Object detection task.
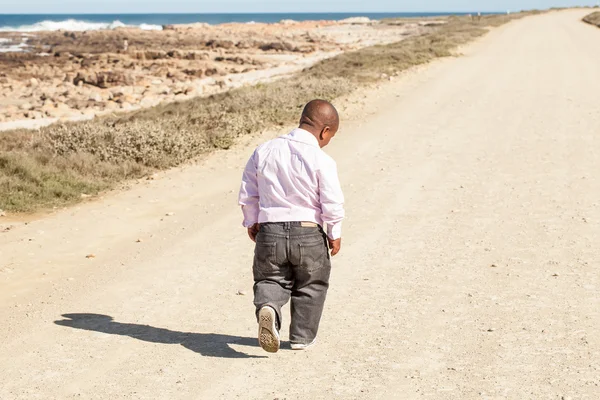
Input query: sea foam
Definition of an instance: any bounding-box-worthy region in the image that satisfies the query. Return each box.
[0,19,163,32]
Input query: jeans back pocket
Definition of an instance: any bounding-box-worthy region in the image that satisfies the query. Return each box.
[299,240,328,273]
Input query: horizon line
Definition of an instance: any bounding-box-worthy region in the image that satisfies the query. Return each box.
[0,11,522,16]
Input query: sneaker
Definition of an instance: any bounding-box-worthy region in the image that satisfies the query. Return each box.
[290,338,317,351]
[258,306,280,353]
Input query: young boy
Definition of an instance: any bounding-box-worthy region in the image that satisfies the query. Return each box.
[238,99,345,353]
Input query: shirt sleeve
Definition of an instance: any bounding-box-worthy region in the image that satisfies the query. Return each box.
[318,156,345,240]
[238,151,260,228]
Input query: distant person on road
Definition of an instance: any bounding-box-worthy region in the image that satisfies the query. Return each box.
[238,99,345,353]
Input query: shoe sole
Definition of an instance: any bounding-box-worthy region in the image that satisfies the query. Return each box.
[258,307,280,353]
[291,339,317,351]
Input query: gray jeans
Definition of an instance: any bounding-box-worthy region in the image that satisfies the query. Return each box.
[252,222,332,345]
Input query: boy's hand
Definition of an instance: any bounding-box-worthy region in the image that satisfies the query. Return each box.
[248,223,260,242]
[328,237,342,256]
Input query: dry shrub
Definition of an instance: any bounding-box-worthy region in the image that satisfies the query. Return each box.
[0,151,143,211]
[43,75,353,168]
[583,11,600,27]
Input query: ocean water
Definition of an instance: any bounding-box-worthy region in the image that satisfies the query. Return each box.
[0,12,494,32]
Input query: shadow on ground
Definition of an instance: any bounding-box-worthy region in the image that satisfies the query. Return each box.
[55,313,265,359]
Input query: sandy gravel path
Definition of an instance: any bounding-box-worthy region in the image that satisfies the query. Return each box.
[1,10,599,399]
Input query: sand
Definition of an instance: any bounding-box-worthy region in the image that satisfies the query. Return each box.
[0,9,599,399]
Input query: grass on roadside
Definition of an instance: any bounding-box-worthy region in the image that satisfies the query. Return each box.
[583,11,600,27]
[0,12,540,213]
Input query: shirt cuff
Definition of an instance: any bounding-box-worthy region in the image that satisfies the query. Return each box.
[327,222,342,240]
[241,204,259,228]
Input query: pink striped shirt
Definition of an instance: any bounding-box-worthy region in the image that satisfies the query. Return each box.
[238,128,345,240]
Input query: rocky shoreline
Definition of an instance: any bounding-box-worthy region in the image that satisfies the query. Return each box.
[0,18,432,130]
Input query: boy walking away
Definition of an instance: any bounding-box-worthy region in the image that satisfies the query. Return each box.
[238,99,345,353]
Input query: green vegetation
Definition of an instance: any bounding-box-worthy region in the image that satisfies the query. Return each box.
[0,12,540,212]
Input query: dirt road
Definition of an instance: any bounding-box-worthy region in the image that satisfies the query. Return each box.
[1,10,599,399]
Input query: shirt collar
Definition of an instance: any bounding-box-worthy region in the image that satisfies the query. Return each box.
[285,128,320,148]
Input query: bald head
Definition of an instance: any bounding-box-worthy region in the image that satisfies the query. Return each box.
[300,99,339,133]
[299,100,340,148]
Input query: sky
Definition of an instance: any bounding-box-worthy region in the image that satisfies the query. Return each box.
[0,0,598,14]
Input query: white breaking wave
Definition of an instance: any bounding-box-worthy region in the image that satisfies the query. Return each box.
[0,19,163,32]
[139,23,162,31]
